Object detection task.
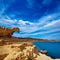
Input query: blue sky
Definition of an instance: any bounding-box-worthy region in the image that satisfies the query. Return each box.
[0,0,60,40]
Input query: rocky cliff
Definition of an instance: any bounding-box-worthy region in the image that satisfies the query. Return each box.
[0,27,58,60]
[0,40,53,60]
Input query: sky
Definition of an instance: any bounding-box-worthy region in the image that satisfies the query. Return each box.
[0,0,60,40]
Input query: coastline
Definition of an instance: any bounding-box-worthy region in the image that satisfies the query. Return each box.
[0,37,60,60]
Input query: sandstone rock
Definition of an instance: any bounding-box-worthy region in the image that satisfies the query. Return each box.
[0,27,20,37]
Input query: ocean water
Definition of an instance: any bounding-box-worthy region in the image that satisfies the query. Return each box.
[33,42,60,58]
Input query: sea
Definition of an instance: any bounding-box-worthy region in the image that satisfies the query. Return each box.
[33,42,60,58]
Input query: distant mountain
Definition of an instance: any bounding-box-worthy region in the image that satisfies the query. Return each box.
[0,36,59,43]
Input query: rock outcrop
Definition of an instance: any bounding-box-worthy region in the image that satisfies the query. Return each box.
[40,50,47,54]
[0,27,20,37]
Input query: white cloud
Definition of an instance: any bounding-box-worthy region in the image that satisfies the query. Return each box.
[0,16,18,28]
[17,19,60,35]
[0,15,17,24]
[43,19,60,28]
[1,13,60,33]
[0,0,60,40]
[0,13,60,40]
[29,29,60,35]
[18,20,26,25]
[6,19,17,24]
[27,19,60,35]
[16,14,60,37]
[18,20,34,25]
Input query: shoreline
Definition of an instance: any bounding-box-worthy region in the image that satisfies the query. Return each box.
[0,41,53,60]
[0,37,60,60]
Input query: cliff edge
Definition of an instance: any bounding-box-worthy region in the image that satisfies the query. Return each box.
[0,41,53,60]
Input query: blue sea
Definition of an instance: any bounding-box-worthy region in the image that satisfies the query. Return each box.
[33,42,60,58]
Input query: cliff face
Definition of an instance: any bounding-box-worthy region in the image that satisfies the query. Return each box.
[0,41,53,60]
[0,27,55,60]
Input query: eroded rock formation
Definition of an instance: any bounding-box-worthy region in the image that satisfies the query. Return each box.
[0,27,20,37]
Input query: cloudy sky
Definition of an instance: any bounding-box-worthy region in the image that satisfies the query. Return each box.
[0,0,60,40]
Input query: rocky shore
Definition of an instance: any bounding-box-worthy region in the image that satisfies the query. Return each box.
[0,38,53,60]
[0,25,60,60]
[0,37,60,60]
